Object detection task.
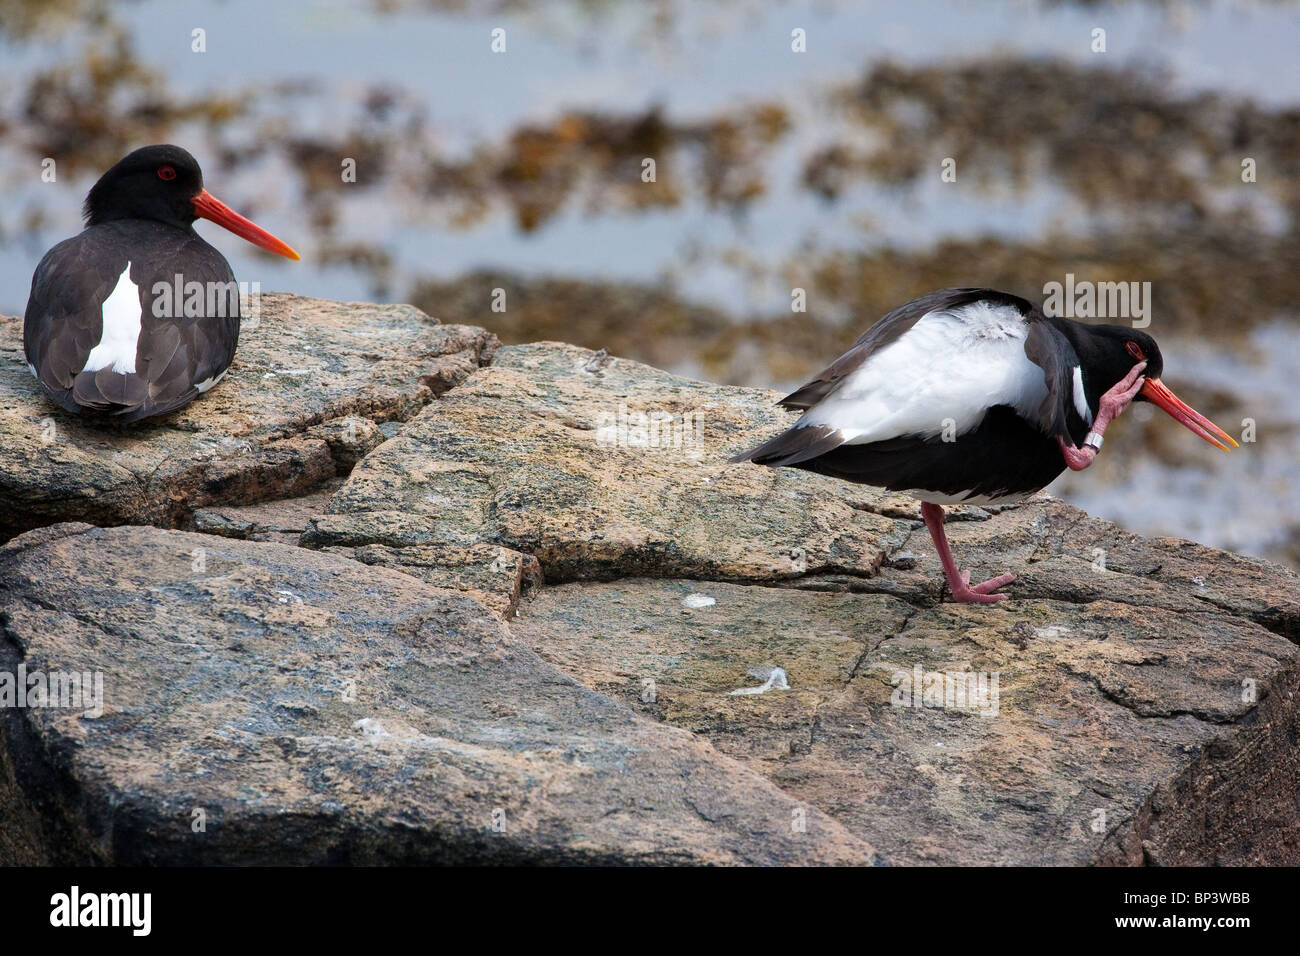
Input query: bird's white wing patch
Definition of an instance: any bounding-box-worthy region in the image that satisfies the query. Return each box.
[82,262,142,375]
[194,368,228,393]
[904,488,1036,506]
[1071,365,1094,425]
[797,300,1048,443]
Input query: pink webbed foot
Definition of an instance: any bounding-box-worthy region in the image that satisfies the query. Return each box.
[919,502,1016,605]
[949,570,1016,604]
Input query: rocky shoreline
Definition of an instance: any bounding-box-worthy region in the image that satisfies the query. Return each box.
[1,296,1297,865]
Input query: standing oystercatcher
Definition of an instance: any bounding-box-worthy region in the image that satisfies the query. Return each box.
[732,288,1237,603]
[23,145,299,423]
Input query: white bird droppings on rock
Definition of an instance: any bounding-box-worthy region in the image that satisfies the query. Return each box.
[353,718,390,737]
[729,666,790,696]
[1034,624,1072,639]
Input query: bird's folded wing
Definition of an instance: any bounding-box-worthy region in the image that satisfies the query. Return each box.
[778,288,1037,409]
[788,293,1063,445]
[23,236,129,389]
[1022,319,1080,441]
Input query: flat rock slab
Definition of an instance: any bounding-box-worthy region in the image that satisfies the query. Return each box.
[305,341,1300,863]
[511,578,1300,864]
[4,325,1298,865]
[0,524,871,865]
[0,294,497,540]
[305,342,917,609]
[862,496,1300,642]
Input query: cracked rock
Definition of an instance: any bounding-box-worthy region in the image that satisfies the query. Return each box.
[3,321,1298,866]
[303,342,917,599]
[0,524,869,865]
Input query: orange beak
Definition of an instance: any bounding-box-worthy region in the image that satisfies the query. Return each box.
[1141,378,1238,452]
[192,188,300,260]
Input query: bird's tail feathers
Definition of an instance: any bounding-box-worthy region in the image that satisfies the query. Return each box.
[72,368,150,412]
[729,424,845,467]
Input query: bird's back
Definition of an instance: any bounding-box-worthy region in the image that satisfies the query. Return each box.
[25,220,240,423]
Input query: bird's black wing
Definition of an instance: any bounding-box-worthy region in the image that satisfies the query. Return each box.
[1021,314,1079,442]
[23,233,133,412]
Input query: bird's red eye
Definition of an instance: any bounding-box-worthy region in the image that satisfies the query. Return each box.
[157,166,177,181]
[1126,342,1145,360]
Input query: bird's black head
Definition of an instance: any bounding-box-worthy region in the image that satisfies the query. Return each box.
[1075,324,1165,399]
[1067,321,1236,451]
[81,144,300,259]
[83,145,205,228]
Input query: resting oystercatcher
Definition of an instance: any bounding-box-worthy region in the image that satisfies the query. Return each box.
[732,288,1237,603]
[23,145,299,423]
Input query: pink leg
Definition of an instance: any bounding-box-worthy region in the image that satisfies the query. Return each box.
[920,502,1015,604]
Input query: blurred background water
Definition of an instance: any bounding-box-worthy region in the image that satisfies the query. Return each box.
[1,0,1297,567]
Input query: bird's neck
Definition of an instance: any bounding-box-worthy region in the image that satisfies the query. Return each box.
[1047,317,1133,401]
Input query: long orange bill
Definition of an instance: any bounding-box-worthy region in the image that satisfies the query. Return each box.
[1141,378,1238,452]
[192,188,300,260]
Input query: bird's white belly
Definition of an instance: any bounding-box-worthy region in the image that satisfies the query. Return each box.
[81,262,142,375]
[906,488,1035,506]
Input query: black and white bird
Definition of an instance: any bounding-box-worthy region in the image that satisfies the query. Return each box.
[24,145,299,423]
[732,288,1237,603]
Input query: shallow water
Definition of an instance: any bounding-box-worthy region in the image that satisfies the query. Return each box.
[4,0,1298,311]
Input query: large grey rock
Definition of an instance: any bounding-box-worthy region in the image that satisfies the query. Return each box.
[0,523,870,865]
[305,342,1300,864]
[509,577,1300,865]
[3,317,1298,866]
[0,294,497,540]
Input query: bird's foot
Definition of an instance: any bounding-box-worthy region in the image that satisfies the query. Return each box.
[1097,361,1147,422]
[1058,439,1095,471]
[948,570,1016,604]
